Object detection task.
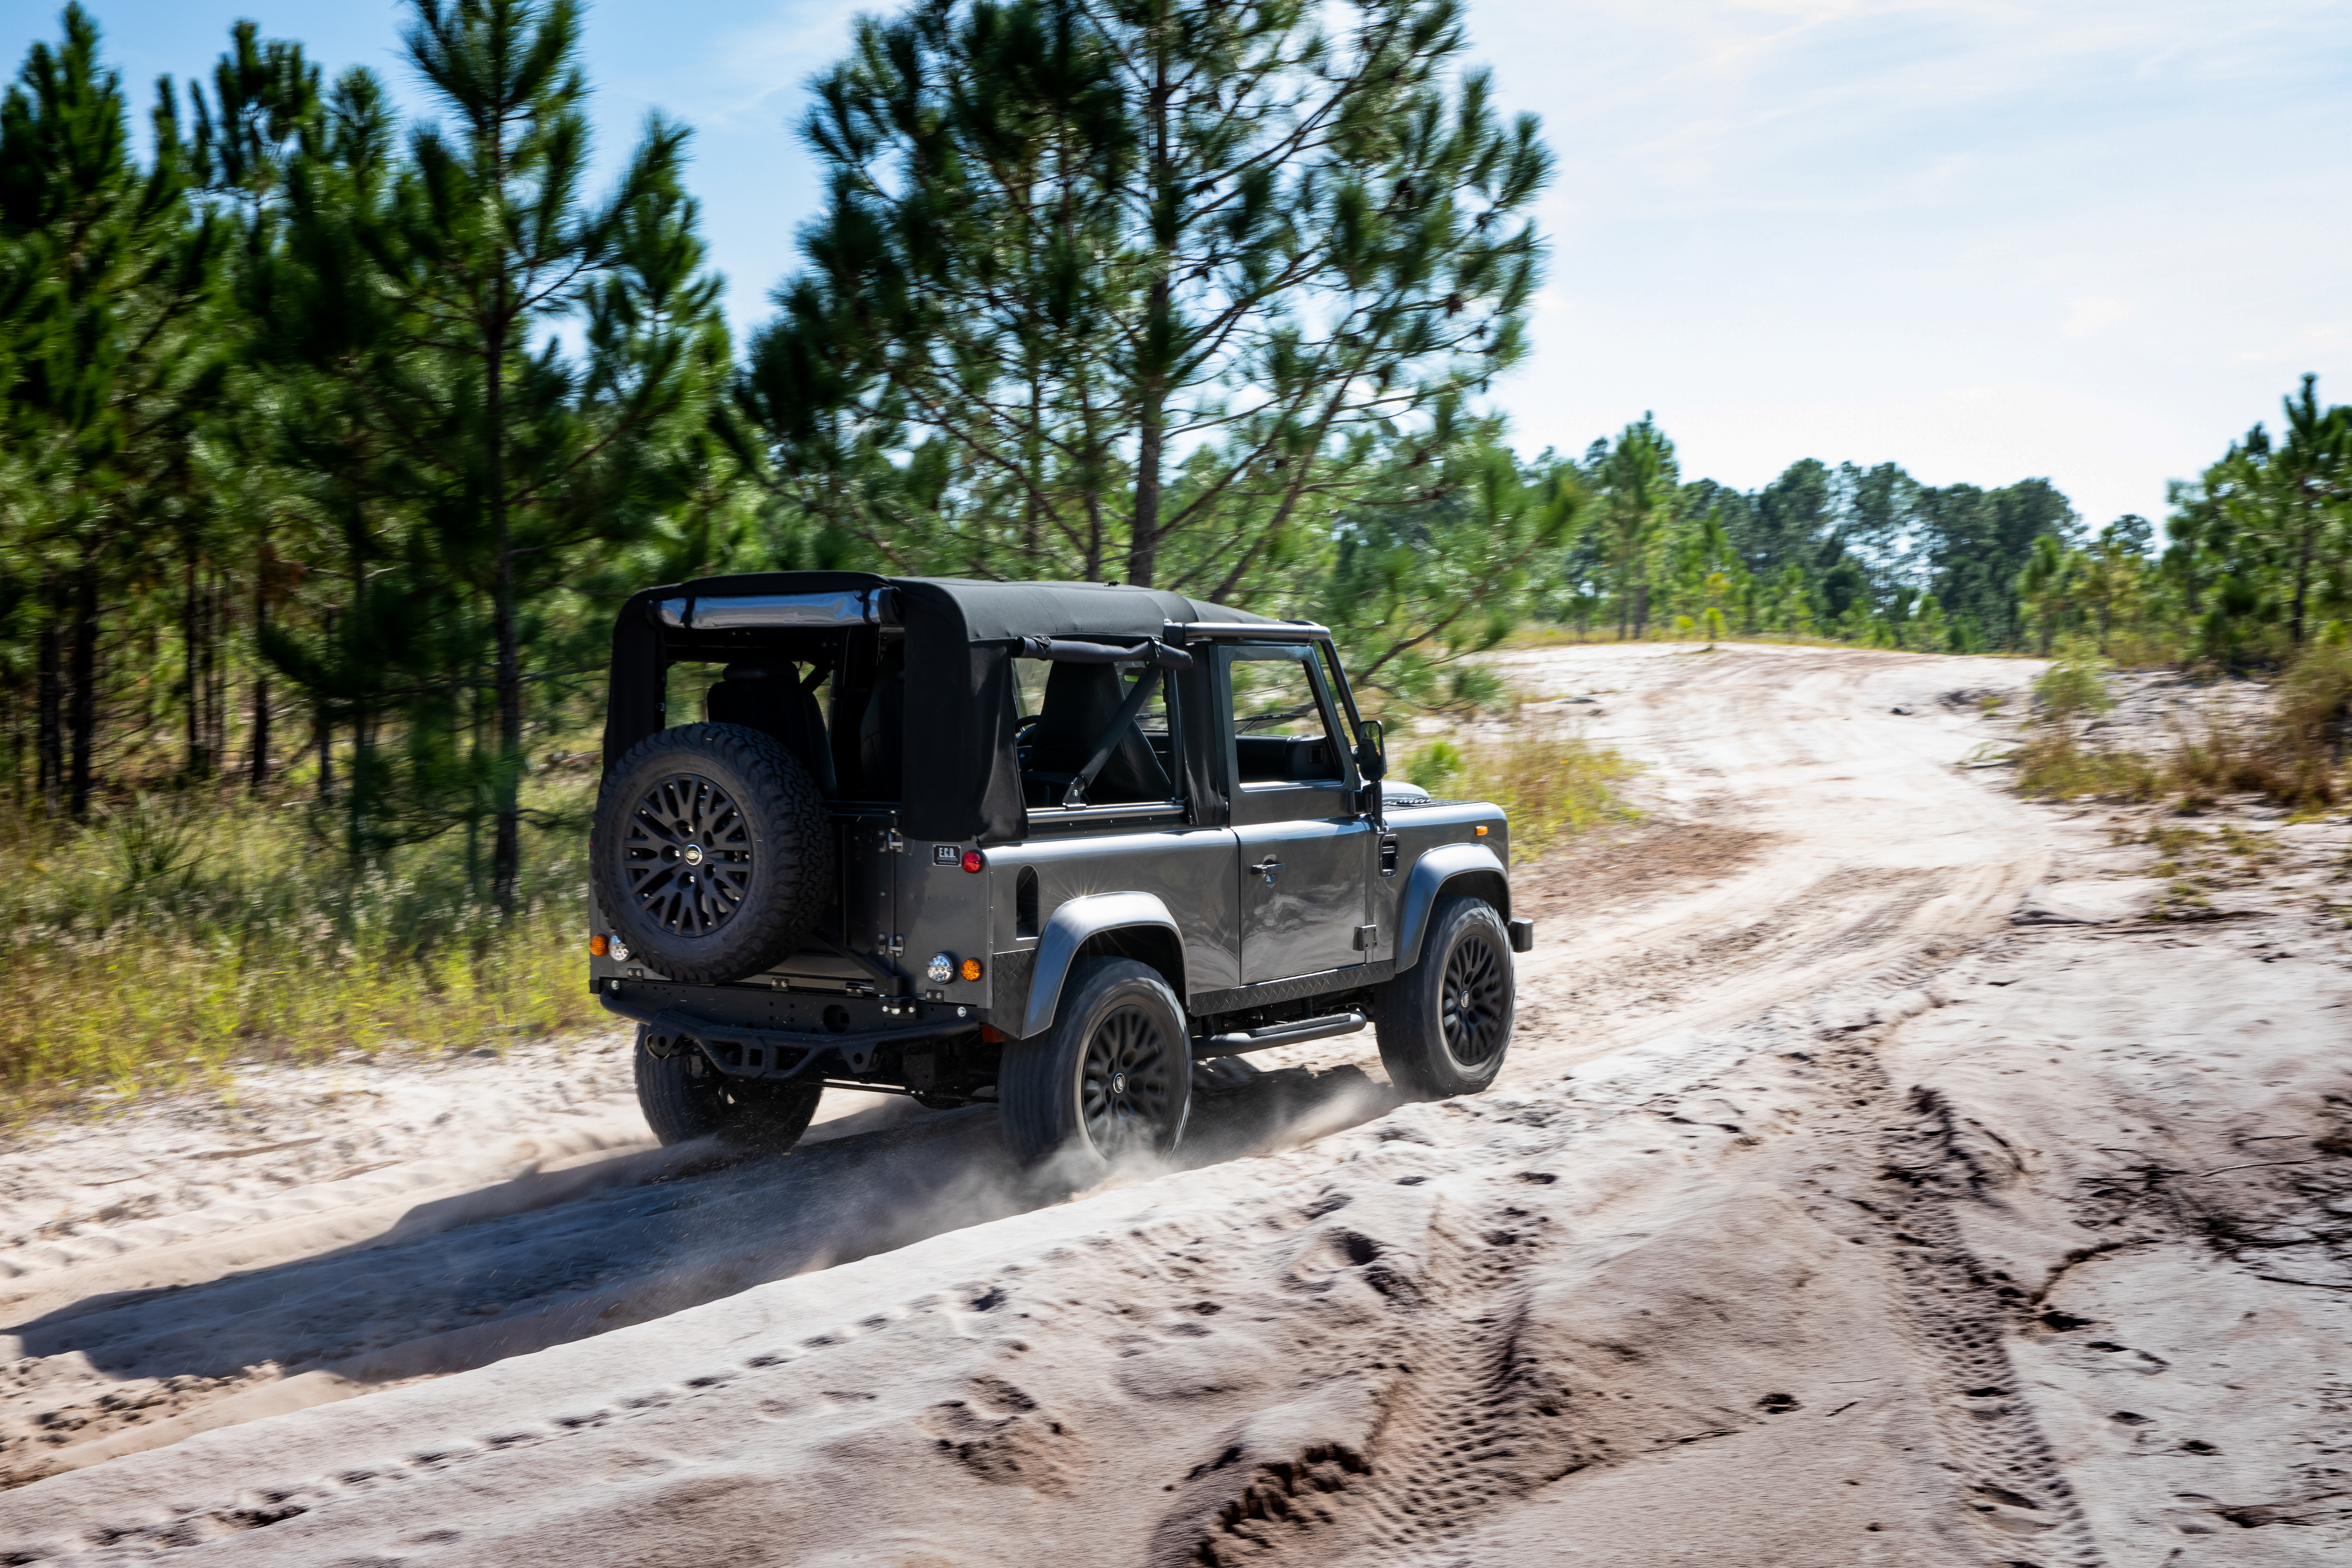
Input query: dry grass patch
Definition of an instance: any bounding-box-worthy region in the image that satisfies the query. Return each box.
[2166,642,2352,812]
[1,789,599,1121]
[2013,641,2352,810]
[2011,643,2164,802]
[1405,729,1642,862]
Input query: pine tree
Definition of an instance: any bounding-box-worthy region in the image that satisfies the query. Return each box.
[249,0,725,896]
[0,4,225,816]
[1590,415,1676,638]
[184,22,323,792]
[1909,593,1949,652]
[1316,425,1582,704]
[742,0,1549,598]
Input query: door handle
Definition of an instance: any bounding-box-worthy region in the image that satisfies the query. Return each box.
[1248,858,1283,884]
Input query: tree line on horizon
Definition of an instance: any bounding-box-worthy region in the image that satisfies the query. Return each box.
[3,0,2345,897]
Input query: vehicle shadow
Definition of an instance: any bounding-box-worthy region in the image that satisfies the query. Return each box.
[7,1060,1394,1413]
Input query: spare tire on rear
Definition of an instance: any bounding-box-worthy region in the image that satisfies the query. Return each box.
[593,722,834,984]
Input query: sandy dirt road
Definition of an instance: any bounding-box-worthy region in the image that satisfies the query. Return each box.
[5,644,2348,1566]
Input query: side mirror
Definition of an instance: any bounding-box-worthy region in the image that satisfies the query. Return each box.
[1354,718,1386,782]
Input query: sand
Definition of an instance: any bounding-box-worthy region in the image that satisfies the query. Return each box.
[1,644,2345,1565]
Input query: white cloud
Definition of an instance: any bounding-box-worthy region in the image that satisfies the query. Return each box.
[2233,322,2352,365]
[2063,298,2134,338]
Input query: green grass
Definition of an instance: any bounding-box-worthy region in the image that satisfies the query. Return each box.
[2010,730,2166,802]
[1,783,602,1121]
[1404,729,1643,861]
[2009,640,2351,810]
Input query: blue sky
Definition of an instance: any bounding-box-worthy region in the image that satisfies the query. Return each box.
[16,0,2352,529]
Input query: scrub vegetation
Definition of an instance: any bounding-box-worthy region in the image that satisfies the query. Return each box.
[0,778,599,1120]
[2012,637,2352,811]
[1404,730,1641,861]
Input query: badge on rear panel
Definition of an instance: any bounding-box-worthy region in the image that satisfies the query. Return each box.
[933,844,960,865]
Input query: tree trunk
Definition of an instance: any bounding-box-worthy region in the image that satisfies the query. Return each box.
[183,544,208,778]
[489,268,522,913]
[492,533,522,911]
[204,569,227,777]
[250,547,271,793]
[1021,370,1043,571]
[467,667,487,899]
[1126,34,1172,590]
[67,562,98,820]
[1130,382,1163,588]
[36,576,63,818]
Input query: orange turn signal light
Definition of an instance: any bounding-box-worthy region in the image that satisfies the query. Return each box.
[589,934,610,956]
[1475,825,1489,837]
[960,958,983,982]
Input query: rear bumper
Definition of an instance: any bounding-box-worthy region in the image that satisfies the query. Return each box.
[600,993,975,1083]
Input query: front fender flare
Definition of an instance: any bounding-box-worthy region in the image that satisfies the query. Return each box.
[1020,891,1184,1040]
[1394,842,1511,971]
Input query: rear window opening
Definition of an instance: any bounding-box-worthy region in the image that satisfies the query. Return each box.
[660,627,902,804]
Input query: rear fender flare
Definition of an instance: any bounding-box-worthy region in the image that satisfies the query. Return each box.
[1394,843,1511,971]
[1020,891,1185,1039]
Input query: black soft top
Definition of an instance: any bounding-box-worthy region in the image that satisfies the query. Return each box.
[602,572,1304,845]
[631,570,1278,640]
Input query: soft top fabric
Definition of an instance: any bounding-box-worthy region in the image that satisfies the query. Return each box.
[608,573,1281,843]
[892,577,1273,641]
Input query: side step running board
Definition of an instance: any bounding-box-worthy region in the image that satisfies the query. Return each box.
[1197,1010,1367,1058]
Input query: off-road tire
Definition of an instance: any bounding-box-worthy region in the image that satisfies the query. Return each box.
[1000,958,1191,1170]
[1378,894,1515,1100]
[633,1028,824,1151]
[593,722,833,985]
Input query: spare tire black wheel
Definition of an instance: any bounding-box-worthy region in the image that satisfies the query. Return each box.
[593,722,834,985]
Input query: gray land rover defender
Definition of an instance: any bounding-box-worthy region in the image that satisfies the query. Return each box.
[589,572,1530,1169]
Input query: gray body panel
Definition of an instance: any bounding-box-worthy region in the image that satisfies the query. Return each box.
[588,798,1513,1029]
[1018,891,1185,1039]
[1236,814,1373,983]
[1391,837,1512,968]
[983,826,1240,1036]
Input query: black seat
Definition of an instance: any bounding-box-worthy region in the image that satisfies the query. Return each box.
[705,664,837,797]
[859,664,904,800]
[1023,662,1171,804]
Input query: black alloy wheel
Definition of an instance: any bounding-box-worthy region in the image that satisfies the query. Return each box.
[999,957,1192,1170]
[1079,1002,1184,1157]
[624,772,755,937]
[1439,919,1510,1069]
[1376,893,1516,1101]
